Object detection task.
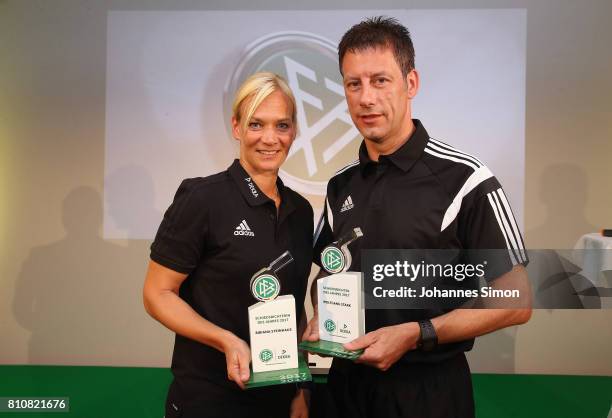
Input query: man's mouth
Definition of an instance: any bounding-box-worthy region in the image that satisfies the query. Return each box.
[360,114,382,123]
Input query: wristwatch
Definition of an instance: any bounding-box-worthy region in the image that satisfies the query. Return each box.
[417,319,438,352]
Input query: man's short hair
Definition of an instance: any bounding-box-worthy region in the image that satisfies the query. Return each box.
[338,16,415,77]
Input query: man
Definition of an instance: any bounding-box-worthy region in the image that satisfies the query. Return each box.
[302,16,531,418]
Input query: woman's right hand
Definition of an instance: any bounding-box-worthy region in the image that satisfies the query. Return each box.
[301,312,319,342]
[222,333,251,390]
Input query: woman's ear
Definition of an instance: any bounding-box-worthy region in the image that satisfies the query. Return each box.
[231,116,241,141]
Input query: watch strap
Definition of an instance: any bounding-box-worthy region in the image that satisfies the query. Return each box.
[417,319,438,352]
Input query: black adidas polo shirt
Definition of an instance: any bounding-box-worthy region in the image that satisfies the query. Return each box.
[314,119,527,363]
[151,159,313,387]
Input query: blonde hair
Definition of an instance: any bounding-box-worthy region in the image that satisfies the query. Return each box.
[232,72,297,134]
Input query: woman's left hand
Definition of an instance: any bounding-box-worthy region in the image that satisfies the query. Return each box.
[289,388,310,418]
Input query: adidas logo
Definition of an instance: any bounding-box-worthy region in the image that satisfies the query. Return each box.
[234,220,255,237]
[340,195,354,213]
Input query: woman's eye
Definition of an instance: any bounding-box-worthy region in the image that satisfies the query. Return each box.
[248,122,262,129]
[278,123,290,130]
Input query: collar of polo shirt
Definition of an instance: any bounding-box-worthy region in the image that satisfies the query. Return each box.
[228,159,296,221]
[358,119,429,174]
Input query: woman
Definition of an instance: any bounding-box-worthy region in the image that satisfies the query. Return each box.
[143,72,313,418]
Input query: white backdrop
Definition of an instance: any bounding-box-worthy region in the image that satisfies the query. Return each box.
[104,9,526,239]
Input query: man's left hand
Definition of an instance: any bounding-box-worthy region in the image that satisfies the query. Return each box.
[343,322,420,371]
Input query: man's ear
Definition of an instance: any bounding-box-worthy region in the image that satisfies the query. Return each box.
[406,69,419,99]
[231,116,241,141]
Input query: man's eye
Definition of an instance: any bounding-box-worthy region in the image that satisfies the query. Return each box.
[375,78,387,85]
[347,81,360,89]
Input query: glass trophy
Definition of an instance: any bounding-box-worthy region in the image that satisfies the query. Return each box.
[246,251,312,388]
[299,228,366,360]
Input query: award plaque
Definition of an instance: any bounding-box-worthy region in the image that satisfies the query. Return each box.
[299,228,366,360]
[246,251,312,388]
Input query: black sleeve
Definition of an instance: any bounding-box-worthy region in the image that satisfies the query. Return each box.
[150,179,208,274]
[459,186,528,279]
[312,196,334,268]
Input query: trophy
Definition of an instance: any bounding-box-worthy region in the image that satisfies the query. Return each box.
[246,251,312,388]
[299,228,365,360]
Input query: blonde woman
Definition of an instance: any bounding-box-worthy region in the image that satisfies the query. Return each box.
[144,73,313,418]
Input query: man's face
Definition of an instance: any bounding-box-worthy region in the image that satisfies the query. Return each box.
[341,47,417,144]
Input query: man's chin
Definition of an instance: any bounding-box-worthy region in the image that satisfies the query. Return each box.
[363,133,385,144]
[358,127,386,144]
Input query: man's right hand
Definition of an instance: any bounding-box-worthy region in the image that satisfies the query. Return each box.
[222,333,251,389]
[301,312,319,342]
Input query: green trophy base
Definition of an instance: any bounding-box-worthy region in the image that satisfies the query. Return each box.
[245,353,312,389]
[299,340,363,360]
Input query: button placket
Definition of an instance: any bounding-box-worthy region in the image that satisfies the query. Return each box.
[370,163,387,210]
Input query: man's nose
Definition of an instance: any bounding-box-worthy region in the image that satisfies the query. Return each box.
[359,83,376,107]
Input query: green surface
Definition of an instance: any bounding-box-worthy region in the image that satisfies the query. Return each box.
[299,340,364,360]
[246,354,312,389]
[0,365,610,417]
[0,365,170,417]
[472,374,611,418]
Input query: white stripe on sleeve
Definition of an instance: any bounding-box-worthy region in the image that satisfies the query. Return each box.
[326,196,334,233]
[424,147,479,170]
[487,192,519,265]
[440,166,494,231]
[496,189,527,262]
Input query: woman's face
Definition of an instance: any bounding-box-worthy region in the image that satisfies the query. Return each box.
[232,90,296,176]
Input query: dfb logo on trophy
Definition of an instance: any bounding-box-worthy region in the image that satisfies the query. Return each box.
[246,251,312,388]
[300,228,366,360]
